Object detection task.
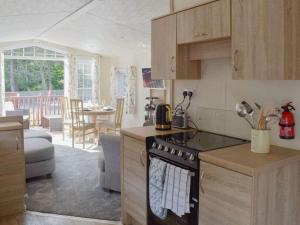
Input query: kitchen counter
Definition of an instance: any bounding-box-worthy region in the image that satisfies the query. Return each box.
[199,144,300,176]
[121,126,193,142]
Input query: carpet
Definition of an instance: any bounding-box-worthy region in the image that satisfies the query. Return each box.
[25,144,121,221]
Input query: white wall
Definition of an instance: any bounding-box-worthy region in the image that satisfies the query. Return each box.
[100,50,151,128]
[174,58,300,150]
[173,0,300,150]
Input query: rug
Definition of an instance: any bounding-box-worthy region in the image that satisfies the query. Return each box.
[25,145,121,221]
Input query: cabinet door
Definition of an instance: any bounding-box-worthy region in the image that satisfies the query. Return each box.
[122,136,147,225]
[0,129,25,217]
[177,0,231,44]
[232,0,300,80]
[151,15,177,80]
[199,162,252,225]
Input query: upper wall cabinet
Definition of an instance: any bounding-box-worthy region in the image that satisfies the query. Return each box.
[177,0,231,44]
[152,15,201,80]
[151,15,177,80]
[232,0,300,80]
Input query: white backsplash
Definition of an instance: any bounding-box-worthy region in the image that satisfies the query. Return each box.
[174,58,300,150]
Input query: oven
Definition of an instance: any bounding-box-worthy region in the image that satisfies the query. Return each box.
[146,137,199,225]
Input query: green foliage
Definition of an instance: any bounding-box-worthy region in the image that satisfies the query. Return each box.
[4,59,64,92]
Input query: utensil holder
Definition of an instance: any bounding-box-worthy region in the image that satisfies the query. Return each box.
[251,129,270,154]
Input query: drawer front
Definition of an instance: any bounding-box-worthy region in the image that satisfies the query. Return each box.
[177,0,231,44]
[123,136,147,225]
[0,130,23,156]
[0,129,25,217]
[199,162,252,225]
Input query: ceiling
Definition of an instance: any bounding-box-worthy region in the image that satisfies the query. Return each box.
[0,0,170,56]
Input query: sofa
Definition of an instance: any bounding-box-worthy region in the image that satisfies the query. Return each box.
[98,134,121,192]
[24,130,55,179]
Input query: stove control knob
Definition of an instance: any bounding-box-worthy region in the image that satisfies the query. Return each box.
[164,146,169,152]
[189,154,195,161]
[152,142,157,148]
[177,150,183,157]
[158,144,163,150]
[170,148,176,155]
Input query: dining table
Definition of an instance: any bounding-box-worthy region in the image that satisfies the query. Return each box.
[83,108,116,141]
[83,108,116,123]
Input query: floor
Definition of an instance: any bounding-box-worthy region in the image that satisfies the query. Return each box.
[0,212,121,225]
[26,144,121,220]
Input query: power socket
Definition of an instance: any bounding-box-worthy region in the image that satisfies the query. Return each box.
[183,89,194,98]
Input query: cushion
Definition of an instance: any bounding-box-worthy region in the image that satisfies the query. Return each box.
[98,150,105,172]
[24,130,52,143]
[24,138,54,164]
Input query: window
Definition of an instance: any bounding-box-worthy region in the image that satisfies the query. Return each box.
[77,60,94,102]
[4,46,65,60]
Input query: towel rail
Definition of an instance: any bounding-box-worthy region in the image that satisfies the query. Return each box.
[149,156,195,177]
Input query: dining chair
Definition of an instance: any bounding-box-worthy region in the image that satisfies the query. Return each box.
[62,97,72,140]
[98,98,125,134]
[70,99,97,148]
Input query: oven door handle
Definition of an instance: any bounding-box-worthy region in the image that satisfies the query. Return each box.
[140,151,145,167]
[200,170,205,194]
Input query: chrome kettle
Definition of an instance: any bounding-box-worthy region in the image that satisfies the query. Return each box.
[155,104,172,130]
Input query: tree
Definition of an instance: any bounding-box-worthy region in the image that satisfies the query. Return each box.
[4,59,64,92]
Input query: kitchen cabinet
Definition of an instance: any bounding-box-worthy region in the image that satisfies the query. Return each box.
[177,0,231,44]
[151,14,177,80]
[151,15,201,80]
[0,117,25,217]
[232,0,300,80]
[121,135,147,225]
[199,144,300,225]
[199,162,252,225]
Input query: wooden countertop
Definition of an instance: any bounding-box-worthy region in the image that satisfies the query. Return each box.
[199,144,300,176]
[121,126,192,142]
[0,122,22,131]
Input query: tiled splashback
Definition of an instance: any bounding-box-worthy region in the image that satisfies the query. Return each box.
[174,58,300,150]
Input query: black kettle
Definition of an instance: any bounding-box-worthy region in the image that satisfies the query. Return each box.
[155,104,172,130]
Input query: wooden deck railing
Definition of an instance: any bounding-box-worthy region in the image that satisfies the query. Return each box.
[9,95,64,126]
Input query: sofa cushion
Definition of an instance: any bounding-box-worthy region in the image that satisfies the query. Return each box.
[24,130,52,143]
[24,138,54,163]
[98,150,105,172]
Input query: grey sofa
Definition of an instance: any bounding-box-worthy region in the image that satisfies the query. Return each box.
[98,134,121,192]
[24,130,55,179]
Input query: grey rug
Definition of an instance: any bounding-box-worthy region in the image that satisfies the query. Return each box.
[25,145,121,221]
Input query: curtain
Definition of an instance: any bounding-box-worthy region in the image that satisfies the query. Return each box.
[93,55,101,104]
[126,66,137,114]
[64,54,77,99]
[111,66,137,114]
[0,52,4,115]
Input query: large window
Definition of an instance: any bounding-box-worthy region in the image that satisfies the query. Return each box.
[77,60,94,102]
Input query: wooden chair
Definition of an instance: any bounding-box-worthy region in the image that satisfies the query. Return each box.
[62,97,72,140]
[70,99,97,149]
[98,98,125,134]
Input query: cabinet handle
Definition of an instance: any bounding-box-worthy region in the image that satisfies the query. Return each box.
[199,171,205,194]
[16,136,19,152]
[233,50,239,72]
[170,56,175,73]
[140,151,145,167]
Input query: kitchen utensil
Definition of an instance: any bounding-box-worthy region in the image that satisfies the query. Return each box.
[241,101,254,114]
[254,102,262,110]
[236,103,255,128]
[241,101,258,126]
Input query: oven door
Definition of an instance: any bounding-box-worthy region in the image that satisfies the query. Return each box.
[147,153,199,225]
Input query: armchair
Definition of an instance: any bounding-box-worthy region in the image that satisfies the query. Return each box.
[98,134,121,192]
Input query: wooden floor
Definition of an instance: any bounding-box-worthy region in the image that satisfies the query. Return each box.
[0,212,122,225]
